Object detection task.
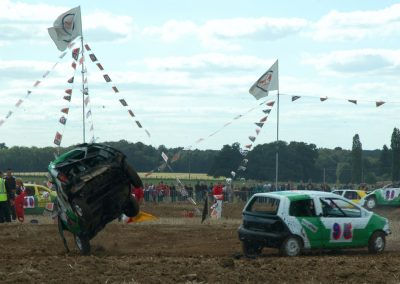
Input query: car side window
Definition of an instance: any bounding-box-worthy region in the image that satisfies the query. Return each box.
[246,196,280,215]
[344,191,360,200]
[333,191,343,196]
[320,198,361,218]
[289,199,316,217]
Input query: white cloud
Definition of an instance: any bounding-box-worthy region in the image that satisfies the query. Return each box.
[310,4,400,41]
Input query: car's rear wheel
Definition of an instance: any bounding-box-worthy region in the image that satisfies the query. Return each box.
[74,234,91,255]
[366,196,377,210]
[124,195,139,217]
[368,231,386,254]
[280,236,302,257]
[242,241,262,256]
[124,161,143,188]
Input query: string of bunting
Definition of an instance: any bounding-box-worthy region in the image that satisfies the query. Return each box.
[53,48,79,147]
[230,99,276,180]
[83,42,151,139]
[283,93,391,107]
[0,45,74,128]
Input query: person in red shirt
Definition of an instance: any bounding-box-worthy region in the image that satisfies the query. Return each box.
[212,182,223,198]
[132,185,144,205]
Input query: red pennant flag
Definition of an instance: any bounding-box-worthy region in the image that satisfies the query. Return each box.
[256,128,261,135]
[266,101,275,107]
[54,132,62,146]
[119,99,128,106]
[171,152,181,163]
[65,89,72,95]
[128,110,135,117]
[259,116,268,123]
[33,81,41,87]
[79,56,84,65]
[112,86,119,93]
[245,144,252,149]
[135,121,142,128]
[63,95,71,102]
[61,108,69,114]
[96,63,104,70]
[291,96,301,102]
[89,54,97,62]
[59,116,67,125]
[376,101,385,107]
[255,122,264,128]
[249,136,256,142]
[103,74,111,82]
[72,62,77,70]
[84,44,91,51]
[348,99,357,105]
[72,48,80,61]
[67,77,74,83]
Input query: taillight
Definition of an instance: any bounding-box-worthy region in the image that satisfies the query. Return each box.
[57,173,69,183]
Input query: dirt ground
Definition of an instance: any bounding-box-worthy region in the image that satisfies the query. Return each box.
[1,203,400,283]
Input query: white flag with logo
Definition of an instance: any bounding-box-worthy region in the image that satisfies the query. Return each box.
[249,60,279,100]
[48,6,82,51]
[161,152,168,163]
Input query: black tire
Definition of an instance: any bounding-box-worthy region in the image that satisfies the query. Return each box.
[365,196,377,210]
[242,241,262,256]
[57,216,70,253]
[124,195,140,217]
[368,231,386,254]
[74,234,91,255]
[124,161,143,188]
[280,236,302,257]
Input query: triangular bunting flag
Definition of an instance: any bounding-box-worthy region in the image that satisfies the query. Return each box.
[54,132,62,146]
[255,122,264,128]
[234,115,242,120]
[263,109,271,114]
[245,144,252,149]
[96,63,104,70]
[67,76,74,83]
[84,77,87,84]
[128,110,135,117]
[27,90,32,95]
[249,136,256,142]
[195,138,204,143]
[59,116,67,125]
[292,96,301,102]
[256,128,261,135]
[72,48,80,61]
[135,121,142,128]
[59,52,67,59]
[72,62,77,69]
[42,71,50,78]
[63,95,71,102]
[79,56,84,65]
[376,101,385,107]
[83,87,88,95]
[61,108,69,114]
[266,101,275,107]
[0,120,4,127]
[84,44,91,51]
[86,110,91,118]
[112,86,119,93]
[145,129,151,138]
[103,74,111,82]
[90,124,94,131]
[89,54,97,62]
[15,99,23,107]
[348,99,357,105]
[320,97,328,102]
[171,152,181,163]
[84,96,89,106]
[119,99,128,106]
[5,111,12,119]
[33,81,41,87]
[259,116,267,123]
[65,89,72,95]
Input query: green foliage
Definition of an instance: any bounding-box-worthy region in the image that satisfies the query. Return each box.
[337,162,352,184]
[208,143,242,177]
[379,145,391,176]
[391,128,400,181]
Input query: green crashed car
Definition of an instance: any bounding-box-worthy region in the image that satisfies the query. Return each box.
[361,183,400,210]
[238,191,390,256]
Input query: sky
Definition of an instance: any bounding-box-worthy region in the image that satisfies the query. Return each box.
[1,0,400,151]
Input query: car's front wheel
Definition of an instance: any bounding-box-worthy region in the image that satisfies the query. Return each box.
[368,231,386,254]
[74,234,91,255]
[366,196,377,210]
[242,241,262,256]
[280,236,302,257]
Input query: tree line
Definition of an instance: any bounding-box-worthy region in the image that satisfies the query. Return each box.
[0,127,399,184]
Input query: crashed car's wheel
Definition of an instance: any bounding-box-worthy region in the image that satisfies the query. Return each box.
[74,234,91,255]
[124,161,143,188]
[242,241,262,256]
[124,195,139,217]
[368,231,386,254]
[280,236,302,257]
[366,196,377,210]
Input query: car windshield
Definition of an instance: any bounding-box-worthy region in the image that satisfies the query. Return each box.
[246,196,280,215]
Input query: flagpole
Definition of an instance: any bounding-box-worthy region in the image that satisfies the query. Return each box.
[80,36,86,143]
[275,89,279,191]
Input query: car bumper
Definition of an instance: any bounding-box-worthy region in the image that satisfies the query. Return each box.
[238,225,288,248]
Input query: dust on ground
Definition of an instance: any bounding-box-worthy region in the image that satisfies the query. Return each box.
[1,203,400,283]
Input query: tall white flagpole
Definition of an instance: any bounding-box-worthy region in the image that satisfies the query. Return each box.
[80,35,86,143]
[275,60,279,191]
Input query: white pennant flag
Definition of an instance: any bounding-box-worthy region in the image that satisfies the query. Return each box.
[249,60,279,100]
[48,6,82,51]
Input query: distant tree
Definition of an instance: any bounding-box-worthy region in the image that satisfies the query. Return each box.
[208,143,243,178]
[0,143,7,149]
[379,144,391,177]
[351,134,362,183]
[391,128,400,181]
[337,162,352,184]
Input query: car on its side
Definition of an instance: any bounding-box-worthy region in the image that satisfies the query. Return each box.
[238,191,390,257]
[23,183,57,215]
[332,189,367,205]
[361,183,400,210]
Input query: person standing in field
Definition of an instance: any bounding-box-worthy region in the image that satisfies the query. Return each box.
[4,169,16,221]
[0,171,11,223]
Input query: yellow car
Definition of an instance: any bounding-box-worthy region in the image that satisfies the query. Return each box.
[22,183,57,215]
[332,190,367,204]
